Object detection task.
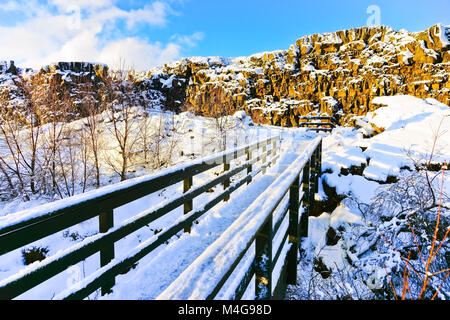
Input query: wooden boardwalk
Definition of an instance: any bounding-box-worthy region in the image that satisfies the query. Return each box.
[0,135,322,300]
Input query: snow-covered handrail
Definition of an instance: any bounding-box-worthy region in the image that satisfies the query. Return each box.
[0,135,281,299]
[0,135,279,252]
[157,136,323,300]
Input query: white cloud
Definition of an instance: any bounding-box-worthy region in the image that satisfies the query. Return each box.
[46,31,102,64]
[171,32,205,47]
[49,0,113,11]
[125,2,169,29]
[2,1,22,11]
[98,38,181,71]
[0,15,71,63]
[0,1,202,71]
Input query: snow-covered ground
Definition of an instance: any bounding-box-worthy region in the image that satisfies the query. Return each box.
[287,95,450,300]
[0,107,319,299]
[0,94,449,300]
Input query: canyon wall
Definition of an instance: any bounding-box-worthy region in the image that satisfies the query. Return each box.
[153,24,449,126]
[1,24,449,127]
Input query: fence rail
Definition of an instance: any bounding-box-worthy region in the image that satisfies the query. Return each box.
[298,116,336,132]
[158,137,323,300]
[0,135,281,300]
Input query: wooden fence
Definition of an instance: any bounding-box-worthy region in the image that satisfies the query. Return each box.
[158,137,323,300]
[298,116,336,132]
[0,135,323,300]
[0,135,283,300]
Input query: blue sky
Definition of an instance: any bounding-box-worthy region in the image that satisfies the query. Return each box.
[0,0,448,70]
[175,0,450,57]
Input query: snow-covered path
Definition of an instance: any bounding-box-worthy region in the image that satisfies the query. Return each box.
[101,139,312,300]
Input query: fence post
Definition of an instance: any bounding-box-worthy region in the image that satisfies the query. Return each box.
[99,209,115,295]
[262,142,267,174]
[223,154,230,202]
[272,138,277,158]
[255,215,272,300]
[246,146,252,185]
[318,140,322,178]
[309,151,316,215]
[287,174,300,285]
[314,144,321,193]
[184,176,193,233]
[300,161,310,238]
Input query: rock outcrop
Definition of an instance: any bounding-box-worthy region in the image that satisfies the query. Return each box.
[151,24,449,126]
[0,61,18,76]
[1,24,449,127]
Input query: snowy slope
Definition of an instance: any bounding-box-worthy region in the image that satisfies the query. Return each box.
[0,93,448,300]
[0,108,319,299]
[364,95,450,181]
[287,95,450,300]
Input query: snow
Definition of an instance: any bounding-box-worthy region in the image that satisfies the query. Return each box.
[438,23,450,47]
[55,136,317,300]
[323,172,380,204]
[157,137,321,300]
[329,203,364,230]
[302,64,315,72]
[0,154,221,230]
[1,92,449,300]
[305,202,365,271]
[0,106,291,298]
[363,95,450,181]
[322,145,367,174]
[401,49,414,65]
[134,30,445,299]
[0,106,324,300]
[159,75,176,88]
[286,94,450,300]
[320,95,449,197]
[308,212,331,251]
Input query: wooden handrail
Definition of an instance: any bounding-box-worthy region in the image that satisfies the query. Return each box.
[157,137,323,300]
[0,136,278,253]
[297,116,337,123]
[0,135,280,300]
[298,122,335,127]
[297,116,336,132]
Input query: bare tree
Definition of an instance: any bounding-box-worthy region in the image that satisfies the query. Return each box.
[150,112,179,169]
[78,127,91,193]
[0,74,45,199]
[102,64,141,181]
[0,106,27,198]
[78,82,103,187]
[200,85,237,152]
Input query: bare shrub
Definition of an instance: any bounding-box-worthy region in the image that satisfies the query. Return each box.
[136,111,179,170]
[101,66,141,182]
[198,85,237,152]
[342,160,449,300]
[287,246,375,300]
[0,74,46,200]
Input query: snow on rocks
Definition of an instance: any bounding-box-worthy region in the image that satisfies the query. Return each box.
[233,110,254,126]
[322,95,450,184]
[285,94,450,300]
[306,203,364,271]
[438,23,450,48]
[323,172,380,204]
[322,144,367,174]
[363,95,450,181]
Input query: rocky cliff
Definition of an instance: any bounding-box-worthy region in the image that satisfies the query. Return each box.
[1,24,449,126]
[151,24,449,126]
